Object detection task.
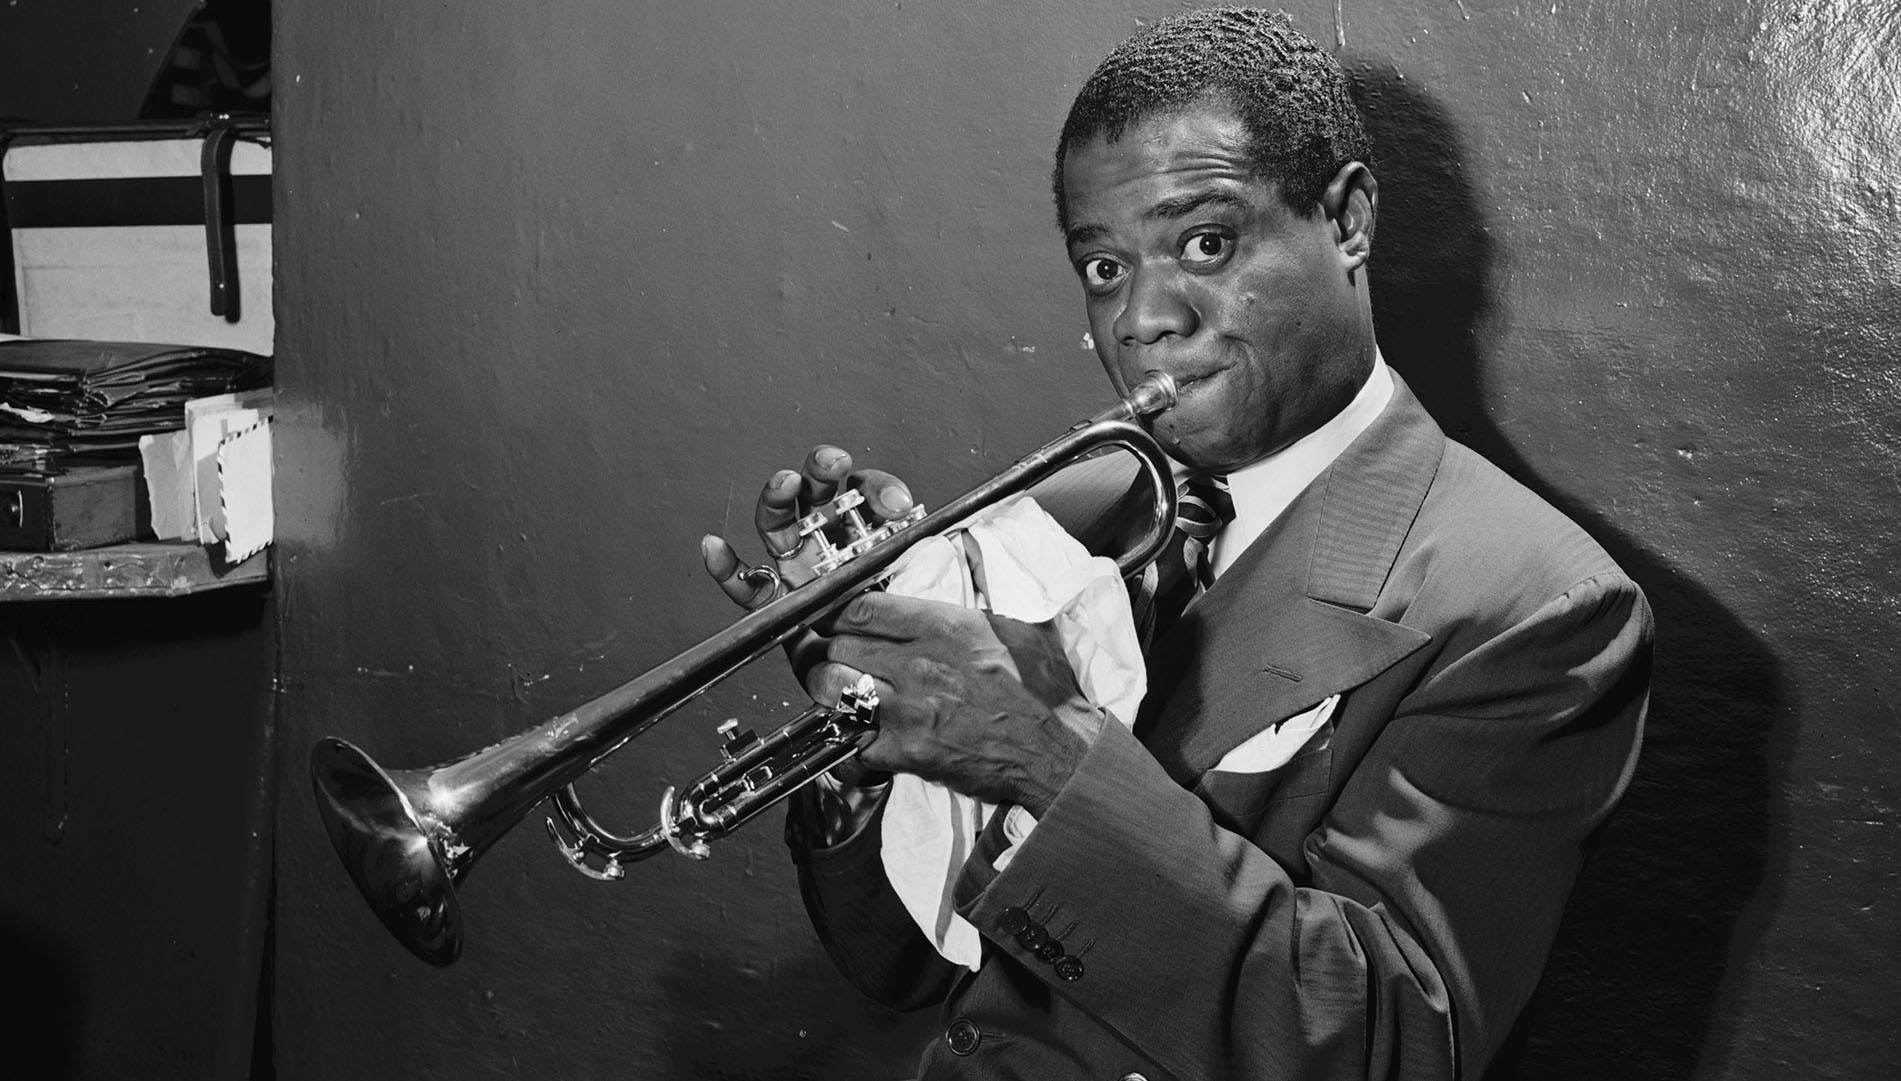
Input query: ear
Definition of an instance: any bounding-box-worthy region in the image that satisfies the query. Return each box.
[1320,161,1378,274]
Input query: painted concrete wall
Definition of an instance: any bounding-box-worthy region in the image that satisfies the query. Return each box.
[268,2,1897,1079]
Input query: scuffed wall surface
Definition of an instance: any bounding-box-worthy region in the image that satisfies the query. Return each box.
[271,2,1898,1078]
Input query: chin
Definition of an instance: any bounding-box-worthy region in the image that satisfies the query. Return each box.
[1156,430,1227,473]
[1150,405,1236,468]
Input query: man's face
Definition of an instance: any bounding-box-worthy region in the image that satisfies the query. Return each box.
[1060,100,1373,473]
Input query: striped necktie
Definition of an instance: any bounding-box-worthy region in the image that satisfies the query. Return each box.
[1135,473,1235,648]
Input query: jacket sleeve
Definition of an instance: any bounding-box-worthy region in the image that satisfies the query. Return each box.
[956,571,1653,1081]
[785,787,964,1011]
[780,456,1147,1010]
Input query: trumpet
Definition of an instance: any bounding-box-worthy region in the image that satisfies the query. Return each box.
[310,373,1180,965]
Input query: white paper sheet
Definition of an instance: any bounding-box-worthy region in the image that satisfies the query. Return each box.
[138,428,196,541]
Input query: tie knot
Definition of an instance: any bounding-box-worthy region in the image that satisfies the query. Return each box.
[1175,474,1234,541]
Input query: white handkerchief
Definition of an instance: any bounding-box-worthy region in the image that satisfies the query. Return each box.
[878,495,1145,971]
[1211,694,1339,774]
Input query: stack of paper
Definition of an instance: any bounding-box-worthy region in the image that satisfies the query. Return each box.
[0,336,271,462]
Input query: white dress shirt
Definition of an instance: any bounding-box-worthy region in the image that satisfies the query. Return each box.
[1197,353,1392,777]
[1209,353,1394,579]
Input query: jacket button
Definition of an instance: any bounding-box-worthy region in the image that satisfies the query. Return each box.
[998,906,1030,935]
[945,1018,981,1055]
[1054,955,1085,982]
[1035,938,1064,963]
[1015,922,1048,951]
[1119,1073,1149,1081]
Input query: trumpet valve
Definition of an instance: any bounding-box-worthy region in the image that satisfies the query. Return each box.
[796,489,929,577]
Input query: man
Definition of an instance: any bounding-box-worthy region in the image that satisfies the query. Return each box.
[702,9,1650,1079]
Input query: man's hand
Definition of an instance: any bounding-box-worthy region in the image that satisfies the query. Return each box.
[700,444,917,607]
[700,445,916,789]
[809,593,1105,816]
[700,447,1103,812]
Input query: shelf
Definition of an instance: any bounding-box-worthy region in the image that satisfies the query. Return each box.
[0,541,267,601]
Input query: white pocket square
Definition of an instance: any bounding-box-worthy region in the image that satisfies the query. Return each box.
[1211,694,1340,774]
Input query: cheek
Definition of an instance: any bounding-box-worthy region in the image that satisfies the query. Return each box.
[1093,345,1125,393]
[1226,287,1300,341]
[1087,317,1129,389]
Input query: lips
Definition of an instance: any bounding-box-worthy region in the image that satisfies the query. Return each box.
[1162,367,1220,406]
[1123,355,1222,415]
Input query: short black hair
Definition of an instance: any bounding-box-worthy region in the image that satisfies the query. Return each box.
[1052,8,1371,230]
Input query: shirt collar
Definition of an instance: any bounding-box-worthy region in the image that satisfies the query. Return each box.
[1210,352,1395,579]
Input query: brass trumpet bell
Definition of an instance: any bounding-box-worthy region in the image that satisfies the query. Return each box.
[310,740,464,965]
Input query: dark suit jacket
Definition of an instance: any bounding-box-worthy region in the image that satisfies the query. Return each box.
[788,373,1653,1080]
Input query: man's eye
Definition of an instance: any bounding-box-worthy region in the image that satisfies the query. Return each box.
[1082,257,1124,289]
[1180,232,1231,268]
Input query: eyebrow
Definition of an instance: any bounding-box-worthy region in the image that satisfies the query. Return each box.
[1064,222,1111,249]
[1146,189,1251,223]
[1064,189,1252,250]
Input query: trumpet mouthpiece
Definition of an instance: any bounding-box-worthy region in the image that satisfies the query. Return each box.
[1125,371,1179,417]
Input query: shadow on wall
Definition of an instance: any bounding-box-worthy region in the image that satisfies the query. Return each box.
[1349,66,1787,1080]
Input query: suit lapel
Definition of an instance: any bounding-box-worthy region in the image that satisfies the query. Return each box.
[1135,373,1443,784]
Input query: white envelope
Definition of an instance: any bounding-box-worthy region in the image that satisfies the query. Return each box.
[186,388,274,542]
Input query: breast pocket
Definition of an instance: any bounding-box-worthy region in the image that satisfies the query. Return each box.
[1192,717,1336,837]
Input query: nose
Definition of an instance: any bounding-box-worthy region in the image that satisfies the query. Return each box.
[1113,265,1198,347]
